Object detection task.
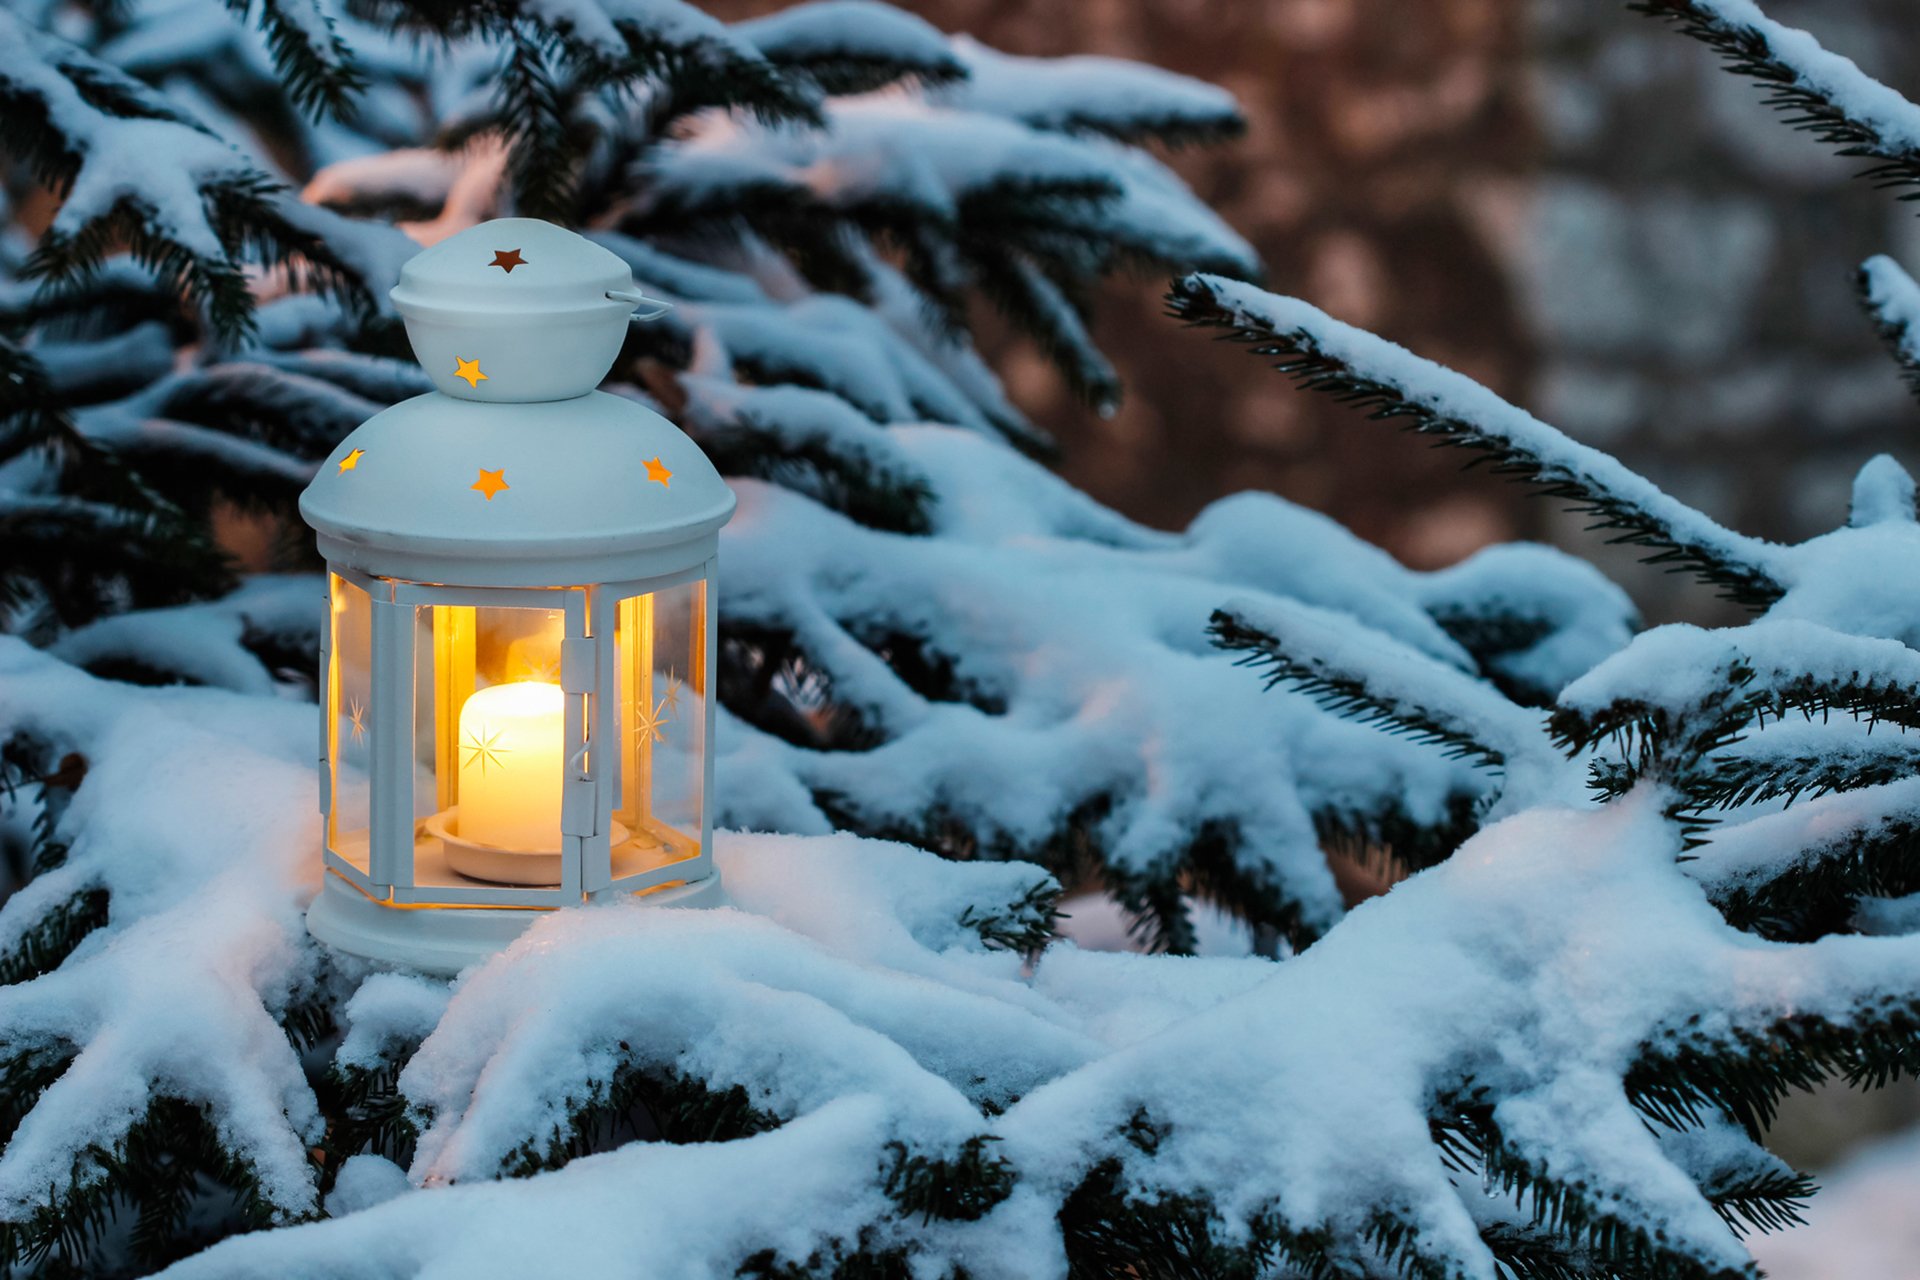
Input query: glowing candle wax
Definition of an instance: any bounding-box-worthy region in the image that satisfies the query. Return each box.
[457,680,564,850]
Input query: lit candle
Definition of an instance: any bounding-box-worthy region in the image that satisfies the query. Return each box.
[457,680,564,850]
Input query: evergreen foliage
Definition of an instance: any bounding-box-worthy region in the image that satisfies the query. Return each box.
[0,0,1918,1277]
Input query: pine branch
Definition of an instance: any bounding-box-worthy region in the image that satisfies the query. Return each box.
[315,1062,419,1182]
[1477,1130,1749,1280]
[881,1136,1013,1224]
[1634,0,1920,205]
[954,877,1061,954]
[1705,1166,1814,1237]
[1552,633,1920,779]
[1477,1222,1596,1280]
[358,0,822,126]
[1675,732,1920,815]
[1312,788,1484,879]
[1858,255,1920,403]
[940,36,1247,150]
[490,27,581,221]
[0,496,235,630]
[733,1,965,97]
[1169,273,1787,609]
[0,885,110,986]
[112,363,382,469]
[1629,998,1920,1146]
[501,1059,780,1177]
[1692,780,1920,939]
[1210,604,1537,773]
[221,0,367,118]
[970,249,1121,415]
[1056,1157,1295,1280]
[1,20,383,346]
[2,1097,292,1273]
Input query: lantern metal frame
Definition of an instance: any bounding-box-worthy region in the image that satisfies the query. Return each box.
[316,563,718,912]
[307,559,725,973]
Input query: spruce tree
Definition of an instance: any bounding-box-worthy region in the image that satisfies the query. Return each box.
[0,0,1916,1277]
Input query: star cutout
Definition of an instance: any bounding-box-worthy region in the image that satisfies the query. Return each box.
[644,456,672,487]
[338,448,365,473]
[490,248,526,273]
[472,468,509,500]
[346,697,367,744]
[634,698,669,747]
[663,675,682,714]
[454,357,487,388]
[462,724,510,774]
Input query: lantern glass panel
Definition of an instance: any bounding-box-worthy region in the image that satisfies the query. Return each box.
[326,575,374,872]
[612,580,705,878]
[411,600,575,890]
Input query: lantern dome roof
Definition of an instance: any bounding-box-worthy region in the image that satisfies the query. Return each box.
[300,390,736,587]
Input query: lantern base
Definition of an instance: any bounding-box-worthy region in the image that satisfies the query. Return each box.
[305,871,725,977]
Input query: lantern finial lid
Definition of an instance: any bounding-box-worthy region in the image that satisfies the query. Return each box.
[390,219,668,402]
[391,219,647,318]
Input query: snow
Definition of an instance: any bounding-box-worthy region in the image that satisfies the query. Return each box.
[0,639,324,1225]
[934,34,1242,141]
[983,787,1920,1280]
[733,1,955,78]
[1847,450,1916,527]
[52,576,320,696]
[520,0,750,62]
[143,773,1920,1280]
[1559,619,1920,721]
[1182,273,1788,593]
[172,1098,916,1280]
[323,1154,412,1217]
[1860,255,1920,378]
[648,96,1256,277]
[1417,541,1640,700]
[1678,0,1920,154]
[714,455,1514,936]
[1185,273,1920,649]
[0,13,264,262]
[1686,775,1920,903]
[651,97,1121,220]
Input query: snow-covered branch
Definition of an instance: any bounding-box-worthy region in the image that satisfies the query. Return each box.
[1168,273,1790,610]
[1635,0,1920,199]
[1859,255,1920,403]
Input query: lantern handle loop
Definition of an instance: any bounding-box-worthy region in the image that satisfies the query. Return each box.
[607,288,673,321]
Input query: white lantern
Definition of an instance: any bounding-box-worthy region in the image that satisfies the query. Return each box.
[300,218,734,974]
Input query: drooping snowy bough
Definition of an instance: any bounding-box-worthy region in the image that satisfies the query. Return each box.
[4,0,1920,1276]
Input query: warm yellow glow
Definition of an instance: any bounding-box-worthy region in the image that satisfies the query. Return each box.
[471,468,509,500]
[454,356,488,387]
[644,455,672,488]
[338,448,365,473]
[456,680,564,850]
